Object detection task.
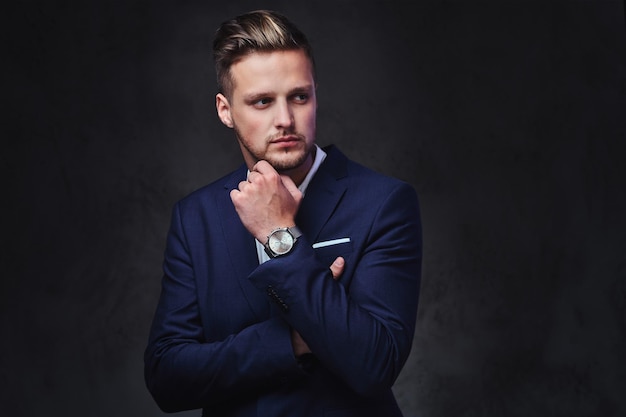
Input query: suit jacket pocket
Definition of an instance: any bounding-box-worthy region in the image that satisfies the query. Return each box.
[312,239,353,268]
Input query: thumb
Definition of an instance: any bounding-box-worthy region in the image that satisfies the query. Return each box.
[330,257,345,280]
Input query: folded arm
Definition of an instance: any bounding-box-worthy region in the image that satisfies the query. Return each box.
[144,201,350,412]
[248,182,422,396]
[144,202,306,412]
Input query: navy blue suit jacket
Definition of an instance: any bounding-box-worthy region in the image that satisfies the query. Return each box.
[145,145,422,416]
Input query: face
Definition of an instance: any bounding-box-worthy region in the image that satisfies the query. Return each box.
[216,49,317,183]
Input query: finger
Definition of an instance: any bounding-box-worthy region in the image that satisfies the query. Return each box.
[329,257,345,280]
[247,171,260,183]
[291,328,311,356]
[251,160,276,175]
[236,180,249,191]
[229,188,240,203]
[280,174,302,199]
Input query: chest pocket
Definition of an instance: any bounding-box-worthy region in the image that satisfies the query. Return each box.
[312,238,353,270]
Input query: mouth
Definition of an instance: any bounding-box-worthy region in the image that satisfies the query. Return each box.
[270,135,301,146]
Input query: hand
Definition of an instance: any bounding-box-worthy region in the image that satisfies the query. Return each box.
[230,160,303,242]
[291,257,345,357]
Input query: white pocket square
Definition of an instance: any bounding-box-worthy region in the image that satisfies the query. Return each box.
[312,238,351,249]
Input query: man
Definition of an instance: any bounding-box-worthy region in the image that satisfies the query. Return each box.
[145,10,422,417]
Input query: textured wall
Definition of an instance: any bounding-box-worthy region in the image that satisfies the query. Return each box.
[3,1,626,416]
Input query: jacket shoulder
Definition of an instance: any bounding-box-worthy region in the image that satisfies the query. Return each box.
[175,165,246,209]
[323,145,415,194]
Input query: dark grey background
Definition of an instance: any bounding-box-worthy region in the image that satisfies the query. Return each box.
[3,1,626,416]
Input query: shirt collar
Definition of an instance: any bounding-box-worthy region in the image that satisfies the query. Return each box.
[297,144,327,195]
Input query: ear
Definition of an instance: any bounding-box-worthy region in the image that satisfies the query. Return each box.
[216,93,234,128]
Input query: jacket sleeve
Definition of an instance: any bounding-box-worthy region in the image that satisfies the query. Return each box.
[248,181,422,396]
[144,202,305,413]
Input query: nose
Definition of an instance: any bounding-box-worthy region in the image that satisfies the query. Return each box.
[274,100,294,129]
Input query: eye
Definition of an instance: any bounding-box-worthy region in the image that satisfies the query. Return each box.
[253,97,272,108]
[292,93,308,104]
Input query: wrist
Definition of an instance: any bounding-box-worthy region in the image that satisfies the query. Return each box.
[263,226,302,258]
[254,217,296,243]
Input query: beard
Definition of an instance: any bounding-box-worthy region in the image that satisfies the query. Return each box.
[234,125,314,172]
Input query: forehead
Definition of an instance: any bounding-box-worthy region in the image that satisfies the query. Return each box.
[229,49,315,96]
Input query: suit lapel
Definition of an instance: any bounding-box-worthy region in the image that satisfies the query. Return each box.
[218,166,270,319]
[296,146,348,241]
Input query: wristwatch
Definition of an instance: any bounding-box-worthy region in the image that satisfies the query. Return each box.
[264,226,303,258]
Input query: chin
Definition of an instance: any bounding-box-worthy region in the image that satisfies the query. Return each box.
[268,152,309,172]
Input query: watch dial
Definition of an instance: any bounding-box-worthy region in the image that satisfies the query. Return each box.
[269,230,294,254]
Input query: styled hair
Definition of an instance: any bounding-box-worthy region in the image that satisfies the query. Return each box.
[213,10,315,97]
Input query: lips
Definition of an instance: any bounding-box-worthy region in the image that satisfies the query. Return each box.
[270,135,302,147]
[271,135,300,143]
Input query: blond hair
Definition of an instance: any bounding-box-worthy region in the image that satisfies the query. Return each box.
[213,10,315,97]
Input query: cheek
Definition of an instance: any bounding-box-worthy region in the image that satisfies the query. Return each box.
[234,111,266,137]
[295,105,315,121]
[301,109,317,133]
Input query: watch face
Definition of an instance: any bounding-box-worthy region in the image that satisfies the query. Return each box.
[269,229,294,255]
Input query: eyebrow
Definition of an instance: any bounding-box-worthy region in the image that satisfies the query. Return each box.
[242,85,314,103]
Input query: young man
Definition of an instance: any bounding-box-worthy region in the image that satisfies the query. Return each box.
[145,10,422,416]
